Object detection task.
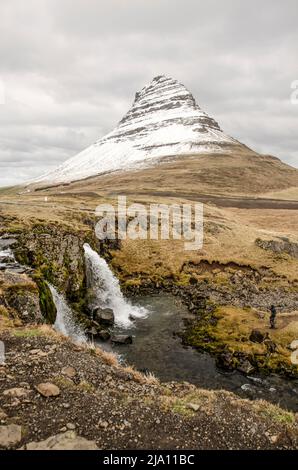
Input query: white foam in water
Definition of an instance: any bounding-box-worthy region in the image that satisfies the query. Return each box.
[0,248,15,260]
[49,284,86,344]
[0,248,16,268]
[83,243,148,328]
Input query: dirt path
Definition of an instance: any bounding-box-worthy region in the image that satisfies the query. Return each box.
[110,191,298,209]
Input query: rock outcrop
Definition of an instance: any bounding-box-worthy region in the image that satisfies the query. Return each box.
[24,431,98,450]
[0,424,22,449]
[0,271,43,324]
[256,237,298,259]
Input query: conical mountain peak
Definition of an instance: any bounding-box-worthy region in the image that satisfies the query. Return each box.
[34,76,238,184]
[118,75,221,135]
[133,75,195,107]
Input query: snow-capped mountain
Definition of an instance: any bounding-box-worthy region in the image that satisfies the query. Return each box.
[34,75,240,184]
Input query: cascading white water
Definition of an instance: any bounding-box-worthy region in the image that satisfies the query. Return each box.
[83,243,148,328]
[0,247,16,268]
[0,248,14,259]
[49,284,86,344]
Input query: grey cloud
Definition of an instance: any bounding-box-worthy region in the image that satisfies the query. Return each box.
[0,0,297,186]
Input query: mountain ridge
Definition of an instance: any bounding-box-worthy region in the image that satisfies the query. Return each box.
[33,75,242,185]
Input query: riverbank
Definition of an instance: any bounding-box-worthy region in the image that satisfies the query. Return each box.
[99,294,298,411]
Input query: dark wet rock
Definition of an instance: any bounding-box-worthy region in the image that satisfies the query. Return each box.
[250,329,266,343]
[86,327,100,337]
[11,227,86,302]
[111,334,133,345]
[0,256,14,264]
[237,359,255,375]
[216,351,234,371]
[93,307,114,327]
[33,278,56,324]
[86,325,110,341]
[97,330,111,341]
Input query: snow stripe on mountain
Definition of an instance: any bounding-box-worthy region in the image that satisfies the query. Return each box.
[34,75,239,184]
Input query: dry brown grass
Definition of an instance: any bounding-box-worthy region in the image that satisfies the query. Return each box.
[109,204,298,282]
[1,185,297,282]
[0,305,9,317]
[122,365,159,386]
[25,147,298,198]
[9,324,62,339]
[91,344,159,385]
[0,307,15,330]
[92,344,119,367]
[87,343,159,385]
[1,149,297,286]
[225,207,298,234]
[260,187,298,200]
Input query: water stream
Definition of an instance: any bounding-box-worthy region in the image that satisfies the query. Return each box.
[99,294,298,411]
[54,245,298,411]
[0,238,25,273]
[49,284,87,344]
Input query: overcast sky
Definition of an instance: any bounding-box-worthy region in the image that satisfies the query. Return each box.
[0,0,297,187]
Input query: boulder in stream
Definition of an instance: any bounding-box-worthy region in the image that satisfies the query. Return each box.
[86,326,100,337]
[97,330,111,341]
[93,307,114,327]
[216,351,235,371]
[86,326,110,342]
[111,334,133,345]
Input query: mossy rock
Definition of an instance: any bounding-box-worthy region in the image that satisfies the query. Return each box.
[34,277,57,324]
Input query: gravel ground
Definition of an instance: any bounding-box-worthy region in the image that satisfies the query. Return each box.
[0,327,297,450]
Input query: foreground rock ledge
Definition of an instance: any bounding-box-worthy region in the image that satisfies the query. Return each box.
[0,424,22,449]
[0,326,297,450]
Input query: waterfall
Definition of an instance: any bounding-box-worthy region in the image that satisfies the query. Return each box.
[0,247,16,268]
[49,284,86,344]
[83,243,148,328]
